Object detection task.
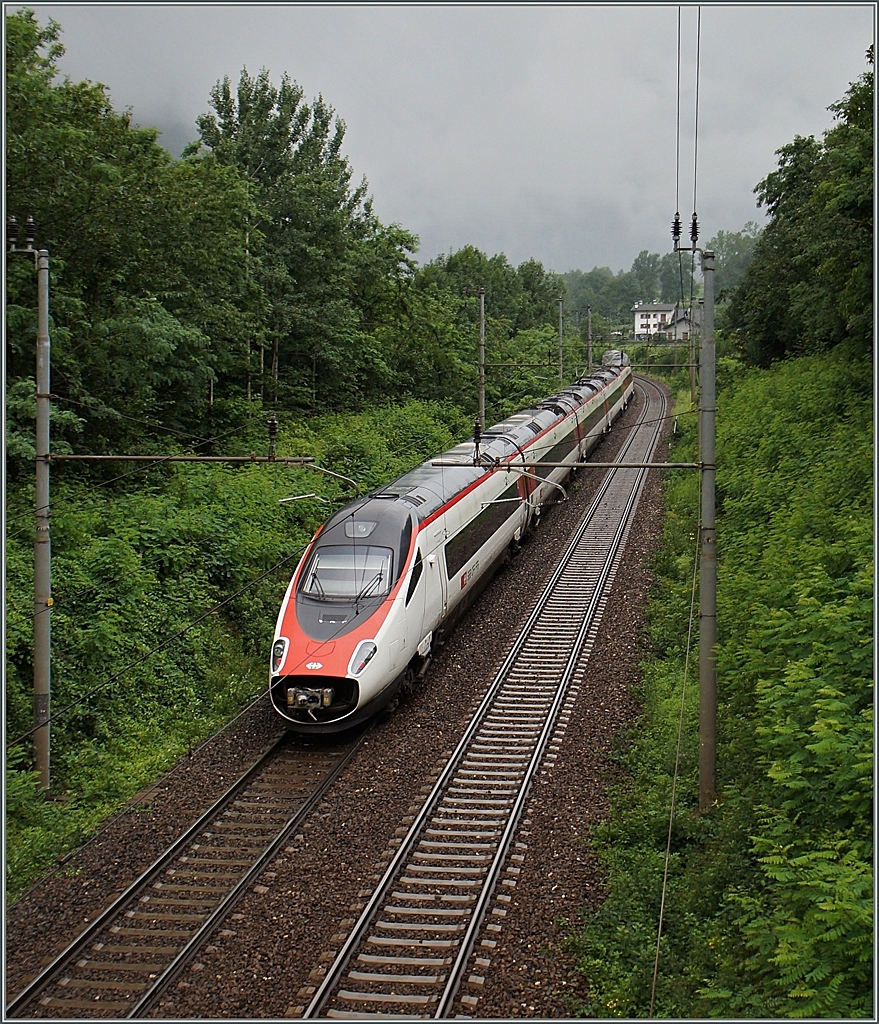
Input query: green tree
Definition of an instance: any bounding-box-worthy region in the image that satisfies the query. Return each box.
[5,9,260,459]
[705,223,762,299]
[727,53,873,365]
[658,250,697,304]
[190,66,418,410]
[562,265,644,325]
[631,250,661,302]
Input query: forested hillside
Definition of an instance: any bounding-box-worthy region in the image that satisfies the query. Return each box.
[5,19,872,1018]
[5,10,574,894]
[566,53,873,1019]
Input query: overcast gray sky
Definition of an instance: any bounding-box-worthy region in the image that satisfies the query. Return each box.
[24,3,876,273]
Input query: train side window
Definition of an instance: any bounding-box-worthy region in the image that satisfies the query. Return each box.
[405,550,424,605]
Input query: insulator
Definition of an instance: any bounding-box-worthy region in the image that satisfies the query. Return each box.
[671,212,682,244]
[7,215,18,251]
[267,415,279,442]
[473,417,481,446]
[690,213,699,244]
[24,214,36,248]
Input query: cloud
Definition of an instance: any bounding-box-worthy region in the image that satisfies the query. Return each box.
[28,3,874,271]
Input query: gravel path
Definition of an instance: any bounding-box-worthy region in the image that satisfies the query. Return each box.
[5,382,669,1018]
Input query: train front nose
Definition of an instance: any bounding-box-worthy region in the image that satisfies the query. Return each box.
[270,673,359,723]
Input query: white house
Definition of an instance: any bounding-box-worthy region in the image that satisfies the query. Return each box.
[631,302,703,341]
[631,302,676,337]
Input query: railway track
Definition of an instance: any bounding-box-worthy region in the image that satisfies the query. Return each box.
[295,376,667,1019]
[5,732,367,1019]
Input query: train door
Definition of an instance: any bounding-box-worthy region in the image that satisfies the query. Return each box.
[422,524,448,635]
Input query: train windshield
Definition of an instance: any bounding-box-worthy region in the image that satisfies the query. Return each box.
[299,545,394,602]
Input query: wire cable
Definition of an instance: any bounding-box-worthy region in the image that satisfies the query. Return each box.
[675,6,682,219]
[4,421,253,533]
[5,546,306,750]
[20,420,471,629]
[649,472,702,1017]
[692,6,702,225]
[51,393,215,443]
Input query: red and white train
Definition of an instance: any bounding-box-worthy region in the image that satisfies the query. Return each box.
[270,353,634,733]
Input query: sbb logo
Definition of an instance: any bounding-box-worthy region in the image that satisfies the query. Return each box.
[460,561,479,589]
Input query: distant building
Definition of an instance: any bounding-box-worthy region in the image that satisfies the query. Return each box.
[666,303,704,342]
[631,302,703,341]
[631,302,676,337]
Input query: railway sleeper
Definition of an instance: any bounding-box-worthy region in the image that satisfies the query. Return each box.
[347,970,445,985]
[335,990,434,1004]
[365,937,458,949]
[358,953,451,967]
[40,997,133,1011]
[383,906,469,917]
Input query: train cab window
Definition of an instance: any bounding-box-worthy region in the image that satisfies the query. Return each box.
[405,550,424,605]
[300,545,393,602]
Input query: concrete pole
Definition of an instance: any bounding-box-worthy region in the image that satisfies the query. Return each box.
[478,287,486,432]
[557,297,564,384]
[34,249,52,791]
[587,305,593,372]
[698,250,716,811]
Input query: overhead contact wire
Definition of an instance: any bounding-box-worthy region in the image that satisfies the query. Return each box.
[693,6,702,224]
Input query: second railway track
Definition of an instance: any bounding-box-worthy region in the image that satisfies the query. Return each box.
[6,732,367,1019]
[296,376,667,1019]
[7,377,667,1020]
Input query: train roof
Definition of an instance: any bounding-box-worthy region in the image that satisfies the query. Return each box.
[358,365,627,524]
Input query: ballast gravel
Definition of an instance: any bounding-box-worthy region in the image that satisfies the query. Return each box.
[5,383,670,1018]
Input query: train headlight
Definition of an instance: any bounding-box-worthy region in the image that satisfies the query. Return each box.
[350,641,378,676]
[272,638,288,673]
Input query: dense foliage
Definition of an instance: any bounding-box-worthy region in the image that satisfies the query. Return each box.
[566,53,873,1020]
[5,19,871,1016]
[567,348,872,1018]
[727,54,873,364]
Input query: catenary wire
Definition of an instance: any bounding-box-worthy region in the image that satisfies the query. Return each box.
[4,420,252,532]
[20,420,497,627]
[693,6,702,223]
[5,546,307,750]
[649,468,702,1017]
[676,6,682,218]
[51,392,216,443]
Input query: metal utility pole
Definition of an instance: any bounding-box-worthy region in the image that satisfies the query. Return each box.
[8,216,52,791]
[587,304,593,372]
[34,247,51,792]
[673,209,718,812]
[698,250,717,811]
[478,287,486,432]
[557,297,564,384]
